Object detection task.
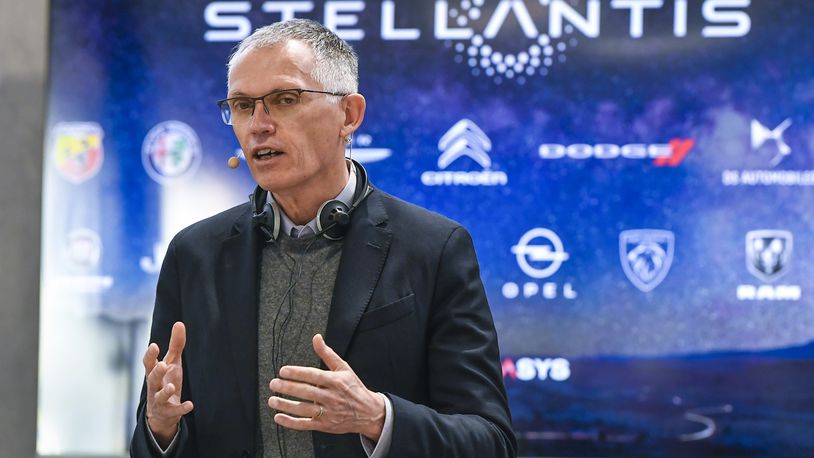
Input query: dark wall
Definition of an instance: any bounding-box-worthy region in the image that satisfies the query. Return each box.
[0,0,47,455]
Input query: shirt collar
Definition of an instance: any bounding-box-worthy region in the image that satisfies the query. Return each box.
[267,162,357,239]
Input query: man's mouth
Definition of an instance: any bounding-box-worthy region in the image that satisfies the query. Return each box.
[255,148,282,160]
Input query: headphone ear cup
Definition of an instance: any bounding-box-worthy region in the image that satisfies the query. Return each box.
[317,199,351,240]
[250,187,281,241]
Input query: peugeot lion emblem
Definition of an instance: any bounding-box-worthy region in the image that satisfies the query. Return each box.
[619,229,675,292]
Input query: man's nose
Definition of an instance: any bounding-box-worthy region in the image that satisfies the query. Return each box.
[254,98,270,116]
[248,99,275,131]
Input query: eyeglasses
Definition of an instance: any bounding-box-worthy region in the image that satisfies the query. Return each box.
[216,88,348,126]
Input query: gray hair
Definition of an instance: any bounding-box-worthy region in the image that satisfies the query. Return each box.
[227,19,358,96]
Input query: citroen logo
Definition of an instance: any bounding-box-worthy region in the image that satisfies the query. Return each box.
[437,119,493,169]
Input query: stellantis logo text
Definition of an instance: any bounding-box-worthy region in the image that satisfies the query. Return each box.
[204,1,751,81]
[204,1,752,42]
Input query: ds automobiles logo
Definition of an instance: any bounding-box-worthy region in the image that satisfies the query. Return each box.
[751,119,792,167]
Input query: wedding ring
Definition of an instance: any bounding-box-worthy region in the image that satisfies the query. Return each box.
[313,405,325,419]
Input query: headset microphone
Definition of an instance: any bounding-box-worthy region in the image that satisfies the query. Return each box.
[229,149,245,169]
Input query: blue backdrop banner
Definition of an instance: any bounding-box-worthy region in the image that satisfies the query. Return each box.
[39,1,814,456]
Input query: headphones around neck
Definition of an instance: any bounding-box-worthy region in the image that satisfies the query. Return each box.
[250,159,372,242]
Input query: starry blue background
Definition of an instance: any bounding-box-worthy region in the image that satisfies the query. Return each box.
[44,1,814,455]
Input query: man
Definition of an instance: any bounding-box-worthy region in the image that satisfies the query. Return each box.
[131,18,515,458]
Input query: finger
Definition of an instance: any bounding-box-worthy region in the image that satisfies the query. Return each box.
[163,362,183,383]
[278,365,330,387]
[270,378,322,403]
[142,343,159,374]
[274,413,319,432]
[312,334,349,371]
[154,382,176,405]
[159,400,194,419]
[147,362,169,391]
[181,400,194,414]
[164,322,187,363]
[268,396,321,419]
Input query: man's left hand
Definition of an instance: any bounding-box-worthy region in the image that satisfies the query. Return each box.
[268,334,386,441]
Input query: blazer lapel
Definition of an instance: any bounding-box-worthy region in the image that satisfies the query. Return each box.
[216,206,261,428]
[326,189,392,359]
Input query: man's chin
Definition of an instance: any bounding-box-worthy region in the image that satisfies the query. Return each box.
[253,176,296,195]
[247,168,280,192]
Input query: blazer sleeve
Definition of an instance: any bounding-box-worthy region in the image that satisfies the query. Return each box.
[386,226,517,457]
[131,237,198,458]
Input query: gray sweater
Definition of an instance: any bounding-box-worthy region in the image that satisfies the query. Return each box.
[256,233,343,457]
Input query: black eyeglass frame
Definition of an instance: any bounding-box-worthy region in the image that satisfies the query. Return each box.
[216,88,349,125]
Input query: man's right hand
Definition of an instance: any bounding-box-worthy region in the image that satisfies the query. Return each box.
[142,321,195,448]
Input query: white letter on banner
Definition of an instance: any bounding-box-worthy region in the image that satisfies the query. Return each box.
[620,144,647,159]
[434,1,473,40]
[648,144,672,158]
[549,0,600,38]
[516,358,536,381]
[261,1,314,21]
[563,283,577,299]
[550,358,571,381]
[594,144,620,159]
[539,144,566,159]
[484,0,538,39]
[523,282,540,298]
[542,282,556,299]
[674,0,688,37]
[382,1,420,40]
[502,282,520,299]
[610,0,664,38]
[204,2,252,42]
[325,1,365,41]
[533,358,553,380]
[702,0,751,38]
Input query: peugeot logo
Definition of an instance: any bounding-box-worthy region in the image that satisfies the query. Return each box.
[619,229,675,292]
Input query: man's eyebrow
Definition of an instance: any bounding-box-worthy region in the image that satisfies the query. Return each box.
[226,87,292,98]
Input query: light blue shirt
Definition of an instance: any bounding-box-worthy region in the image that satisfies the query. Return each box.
[271,160,358,238]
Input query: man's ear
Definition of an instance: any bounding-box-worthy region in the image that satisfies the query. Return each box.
[339,93,366,140]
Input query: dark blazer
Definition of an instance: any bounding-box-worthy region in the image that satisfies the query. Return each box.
[131,188,516,458]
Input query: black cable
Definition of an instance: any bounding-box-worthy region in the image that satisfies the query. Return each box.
[268,232,321,458]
